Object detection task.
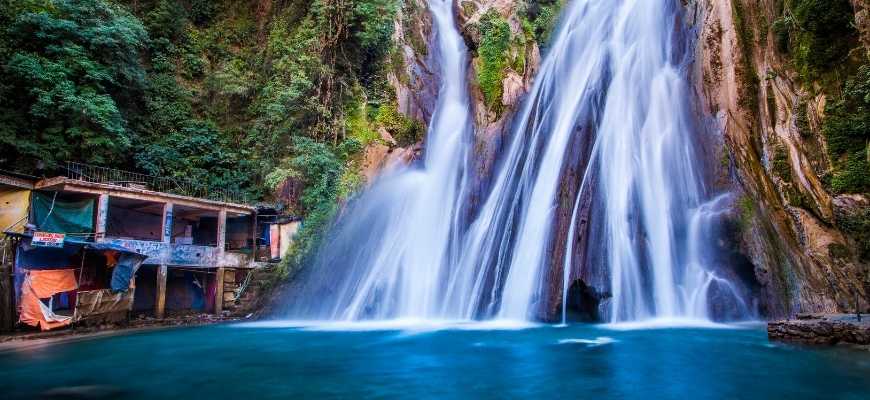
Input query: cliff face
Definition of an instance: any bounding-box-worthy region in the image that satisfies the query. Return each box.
[690,0,869,318]
[358,0,437,181]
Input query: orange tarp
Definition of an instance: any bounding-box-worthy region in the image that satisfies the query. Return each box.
[18,269,78,331]
[29,269,78,298]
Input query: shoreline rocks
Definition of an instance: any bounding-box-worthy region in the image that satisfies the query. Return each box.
[768,314,870,346]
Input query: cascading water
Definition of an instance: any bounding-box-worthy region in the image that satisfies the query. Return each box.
[282,0,750,324]
[556,0,748,323]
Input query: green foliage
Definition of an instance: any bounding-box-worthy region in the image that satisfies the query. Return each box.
[835,207,870,261]
[144,0,187,42]
[272,137,362,274]
[0,0,148,168]
[823,65,870,194]
[476,10,511,111]
[773,0,858,82]
[830,150,870,193]
[375,101,424,147]
[346,101,381,146]
[525,0,562,48]
[189,0,218,26]
[738,195,755,230]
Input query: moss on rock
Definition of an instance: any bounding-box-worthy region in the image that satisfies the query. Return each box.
[476,10,512,111]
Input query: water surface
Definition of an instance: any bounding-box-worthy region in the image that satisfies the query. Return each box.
[1,323,868,399]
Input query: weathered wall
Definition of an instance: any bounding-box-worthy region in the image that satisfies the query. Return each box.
[0,189,30,233]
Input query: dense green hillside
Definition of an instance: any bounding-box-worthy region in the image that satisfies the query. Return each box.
[0,0,397,202]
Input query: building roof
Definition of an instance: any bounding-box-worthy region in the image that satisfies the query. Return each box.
[36,177,255,214]
[0,172,36,189]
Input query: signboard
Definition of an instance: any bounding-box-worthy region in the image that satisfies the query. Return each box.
[32,232,65,248]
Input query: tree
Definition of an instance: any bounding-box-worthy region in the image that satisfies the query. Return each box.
[0,0,148,169]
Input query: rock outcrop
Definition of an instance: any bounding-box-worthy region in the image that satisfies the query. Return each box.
[455,0,544,212]
[768,314,870,345]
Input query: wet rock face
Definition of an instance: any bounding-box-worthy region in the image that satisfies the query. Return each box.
[390,0,439,126]
[689,0,869,319]
[360,0,435,181]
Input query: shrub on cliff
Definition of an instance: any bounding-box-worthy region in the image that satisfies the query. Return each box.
[476,10,511,111]
[824,65,870,194]
[773,0,858,82]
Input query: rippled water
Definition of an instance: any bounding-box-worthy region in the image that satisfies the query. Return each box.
[1,324,868,399]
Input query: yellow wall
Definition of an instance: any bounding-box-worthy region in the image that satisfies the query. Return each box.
[0,188,30,232]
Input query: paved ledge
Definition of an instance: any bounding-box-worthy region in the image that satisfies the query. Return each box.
[0,313,251,352]
[768,314,870,346]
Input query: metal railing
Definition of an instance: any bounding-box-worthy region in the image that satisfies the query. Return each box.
[64,162,249,205]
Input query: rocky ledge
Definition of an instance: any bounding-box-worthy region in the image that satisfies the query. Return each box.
[768,314,870,346]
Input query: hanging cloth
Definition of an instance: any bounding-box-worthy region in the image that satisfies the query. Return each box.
[18,270,78,331]
[32,192,95,234]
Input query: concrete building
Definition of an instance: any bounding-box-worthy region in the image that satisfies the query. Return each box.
[1,164,260,331]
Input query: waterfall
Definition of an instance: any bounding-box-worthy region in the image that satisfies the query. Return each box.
[555,0,747,323]
[282,0,749,324]
[285,0,474,320]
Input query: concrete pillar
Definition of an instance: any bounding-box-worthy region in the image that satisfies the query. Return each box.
[156,202,173,319]
[215,267,225,315]
[162,203,174,243]
[155,264,167,319]
[95,194,109,240]
[217,209,227,251]
[251,213,258,262]
[215,209,227,315]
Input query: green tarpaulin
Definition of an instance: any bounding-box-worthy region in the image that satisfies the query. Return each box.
[32,192,94,234]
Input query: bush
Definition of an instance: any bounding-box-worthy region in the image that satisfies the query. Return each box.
[375,101,424,147]
[835,207,870,261]
[525,1,562,48]
[272,137,362,274]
